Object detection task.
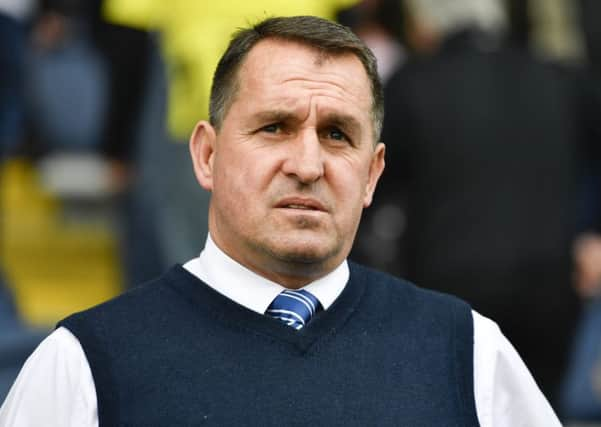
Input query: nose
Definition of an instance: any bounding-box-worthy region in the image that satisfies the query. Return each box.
[281,129,324,184]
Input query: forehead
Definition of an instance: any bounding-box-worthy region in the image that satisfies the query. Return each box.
[233,38,373,126]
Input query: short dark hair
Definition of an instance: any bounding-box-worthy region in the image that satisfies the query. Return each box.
[209,15,384,141]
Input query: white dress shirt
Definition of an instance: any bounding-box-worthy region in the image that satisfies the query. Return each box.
[0,235,561,426]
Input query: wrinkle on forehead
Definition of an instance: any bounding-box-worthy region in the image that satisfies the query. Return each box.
[248,65,369,109]
[240,39,370,96]
[229,39,374,139]
[280,76,361,101]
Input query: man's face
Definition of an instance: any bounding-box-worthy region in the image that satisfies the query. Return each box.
[191,38,385,287]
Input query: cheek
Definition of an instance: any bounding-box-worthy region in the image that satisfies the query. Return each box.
[329,163,369,215]
[211,152,247,211]
[330,155,370,193]
[214,149,278,207]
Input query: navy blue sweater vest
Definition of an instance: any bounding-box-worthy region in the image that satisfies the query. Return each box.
[59,263,480,426]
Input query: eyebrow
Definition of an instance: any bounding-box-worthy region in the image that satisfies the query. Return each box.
[319,112,362,138]
[253,110,300,125]
[254,110,361,131]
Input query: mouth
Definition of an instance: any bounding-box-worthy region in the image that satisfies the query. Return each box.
[275,197,327,212]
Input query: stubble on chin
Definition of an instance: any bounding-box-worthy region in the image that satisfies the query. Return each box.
[256,228,343,273]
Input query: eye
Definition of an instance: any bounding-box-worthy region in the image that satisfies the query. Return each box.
[325,127,350,143]
[261,123,281,133]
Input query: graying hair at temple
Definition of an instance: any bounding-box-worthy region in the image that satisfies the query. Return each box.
[209,15,384,142]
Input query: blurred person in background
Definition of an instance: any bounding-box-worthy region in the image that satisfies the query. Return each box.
[26,0,164,288]
[336,0,406,85]
[354,0,601,407]
[27,0,109,155]
[571,0,601,299]
[88,0,163,287]
[558,0,601,421]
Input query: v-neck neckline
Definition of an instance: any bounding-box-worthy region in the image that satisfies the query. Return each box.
[165,265,366,353]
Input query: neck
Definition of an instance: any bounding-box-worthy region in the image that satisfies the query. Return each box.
[209,234,340,289]
[236,248,335,290]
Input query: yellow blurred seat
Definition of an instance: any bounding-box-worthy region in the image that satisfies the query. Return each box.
[0,159,122,326]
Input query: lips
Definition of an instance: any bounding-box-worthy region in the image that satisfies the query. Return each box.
[285,204,314,210]
[275,197,327,212]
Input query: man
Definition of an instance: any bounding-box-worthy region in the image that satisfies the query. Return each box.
[0,16,559,426]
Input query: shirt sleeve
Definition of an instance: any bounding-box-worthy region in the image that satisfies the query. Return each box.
[0,327,98,427]
[472,310,562,427]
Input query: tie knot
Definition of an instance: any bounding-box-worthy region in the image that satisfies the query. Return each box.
[266,289,321,330]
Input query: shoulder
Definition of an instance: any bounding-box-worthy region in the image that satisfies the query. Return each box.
[348,262,479,421]
[0,328,97,426]
[471,311,562,426]
[348,261,473,321]
[58,265,191,335]
[349,261,470,304]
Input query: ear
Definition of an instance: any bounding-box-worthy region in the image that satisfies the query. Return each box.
[189,120,217,191]
[363,142,385,208]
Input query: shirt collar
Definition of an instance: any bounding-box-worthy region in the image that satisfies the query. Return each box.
[183,234,348,314]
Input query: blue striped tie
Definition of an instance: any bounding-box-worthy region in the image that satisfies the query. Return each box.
[266,289,321,330]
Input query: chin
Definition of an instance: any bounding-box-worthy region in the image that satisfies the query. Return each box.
[276,247,329,265]
[267,235,342,266]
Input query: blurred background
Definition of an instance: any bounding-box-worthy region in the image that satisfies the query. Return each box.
[0,0,600,424]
